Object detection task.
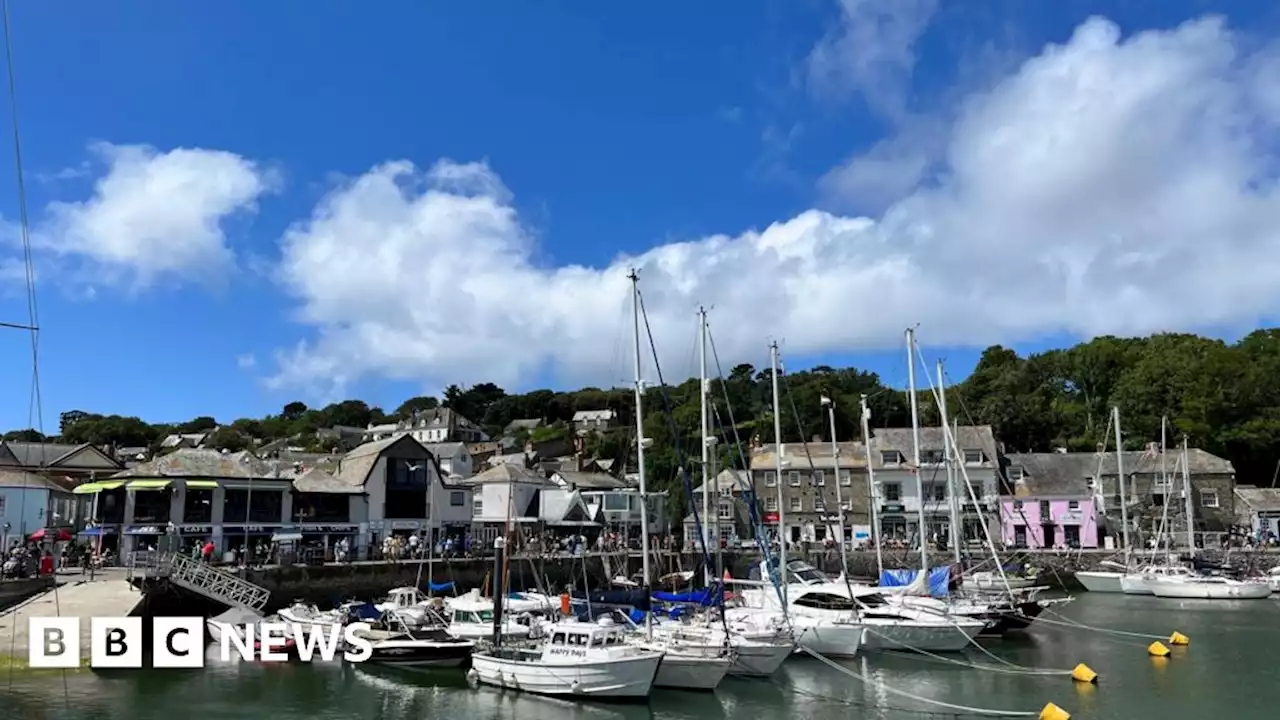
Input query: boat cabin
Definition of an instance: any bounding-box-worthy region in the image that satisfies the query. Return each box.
[451,607,495,625]
[384,587,429,608]
[544,620,628,658]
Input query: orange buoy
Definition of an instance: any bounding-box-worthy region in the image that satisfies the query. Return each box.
[560,593,571,616]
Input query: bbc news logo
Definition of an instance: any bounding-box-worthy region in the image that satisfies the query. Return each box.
[28,617,375,668]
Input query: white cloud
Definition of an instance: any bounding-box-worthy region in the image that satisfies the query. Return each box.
[37,142,275,290]
[806,0,938,116]
[269,16,1280,397]
[237,353,257,369]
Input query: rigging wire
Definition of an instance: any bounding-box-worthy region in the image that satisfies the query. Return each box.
[2,0,69,702]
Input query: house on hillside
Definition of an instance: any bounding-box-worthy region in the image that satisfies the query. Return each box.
[748,441,874,547]
[1234,485,1280,542]
[0,470,83,545]
[364,408,488,445]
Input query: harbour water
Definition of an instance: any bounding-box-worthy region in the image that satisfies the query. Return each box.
[2,593,1277,719]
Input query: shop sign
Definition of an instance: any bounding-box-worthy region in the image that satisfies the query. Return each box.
[177,524,212,534]
[303,524,358,533]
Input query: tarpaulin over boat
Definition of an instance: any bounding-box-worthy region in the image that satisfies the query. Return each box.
[879,566,952,598]
[571,588,651,611]
[427,581,454,592]
[651,587,723,606]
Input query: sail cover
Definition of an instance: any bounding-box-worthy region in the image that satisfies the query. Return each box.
[878,566,952,597]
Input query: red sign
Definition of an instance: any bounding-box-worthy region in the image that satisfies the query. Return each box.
[763,512,780,524]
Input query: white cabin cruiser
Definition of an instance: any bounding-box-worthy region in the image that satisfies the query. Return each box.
[347,609,476,668]
[1075,560,1130,593]
[468,617,664,698]
[377,587,534,641]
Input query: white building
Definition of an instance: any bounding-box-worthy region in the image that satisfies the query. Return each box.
[364,408,489,445]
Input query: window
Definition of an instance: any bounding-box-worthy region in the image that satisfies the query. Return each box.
[814,497,825,511]
[0,496,5,514]
[1013,500,1023,510]
[1068,500,1079,510]
[881,450,903,465]
[789,497,801,512]
[472,496,484,517]
[964,449,985,464]
[923,450,944,465]
[883,483,901,502]
[718,501,733,520]
[1039,500,1051,518]
[450,491,465,507]
[813,471,825,486]
[1008,466,1024,481]
[932,484,946,502]
[385,458,429,519]
[788,472,800,487]
[765,472,777,487]
[1200,490,1219,508]
[292,492,349,523]
[719,485,734,497]
[840,499,851,510]
[765,497,778,512]
[183,489,214,523]
[840,471,851,486]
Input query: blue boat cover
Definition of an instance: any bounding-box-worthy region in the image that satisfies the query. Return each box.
[346,602,381,621]
[878,566,952,598]
[427,581,454,592]
[651,587,722,606]
[571,588,651,611]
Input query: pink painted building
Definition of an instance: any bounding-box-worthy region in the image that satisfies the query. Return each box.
[1000,453,1101,549]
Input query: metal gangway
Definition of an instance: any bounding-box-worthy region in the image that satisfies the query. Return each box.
[128,550,270,611]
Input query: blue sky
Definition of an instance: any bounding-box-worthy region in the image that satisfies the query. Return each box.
[1,0,1279,432]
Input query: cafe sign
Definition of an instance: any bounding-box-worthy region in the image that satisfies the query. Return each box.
[177,524,212,534]
[301,524,358,533]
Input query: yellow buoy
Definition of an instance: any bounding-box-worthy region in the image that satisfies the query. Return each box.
[1040,702,1071,720]
[1169,631,1189,646]
[1070,663,1098,684]
[1147,641,1171,657]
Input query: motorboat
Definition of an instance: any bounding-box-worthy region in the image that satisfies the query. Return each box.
[637,632,731,691]
[655,610,794,678]
[1147,575,1273,599]
[967,570,1037,591]
[444,592,538,641]
[1120,565,1196,595]
[1075,560,1130,593]
[468,617,664,698]
[346,608,476,668]
[1268,566,1280,593]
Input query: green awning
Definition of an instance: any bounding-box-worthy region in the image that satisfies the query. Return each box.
[184,480,218,489]
[73,482,102,495]
[98,480,126,490]
[128,479,172,491]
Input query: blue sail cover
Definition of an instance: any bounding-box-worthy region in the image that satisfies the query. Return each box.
[651,587,722,606]
[572,588,651,611]
[428,581,454,592]
[878,566,952,598]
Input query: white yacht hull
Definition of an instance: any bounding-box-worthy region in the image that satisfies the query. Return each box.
[792,619,863,658]
[1120,574,1154,595]
[860,618,983,652]
[727,638,792,677]
[1149,580,1272,600]
[469,651,662,698]
[653,652,730,690]
[1076,571,1125,593]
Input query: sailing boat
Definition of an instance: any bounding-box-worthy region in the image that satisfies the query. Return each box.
[1120,416,1185,596]
[624,278,732,691]
[1075,406,1132,593]
[1147,437,1273,600]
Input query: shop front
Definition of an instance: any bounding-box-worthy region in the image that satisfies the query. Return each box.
[299,523,359,561]
[222,524,279,563]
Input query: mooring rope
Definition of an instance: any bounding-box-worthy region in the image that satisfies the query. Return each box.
[801,647,1043,717]
[862,627,1071,677]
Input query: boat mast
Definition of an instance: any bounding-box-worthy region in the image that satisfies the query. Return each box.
[937,359,961,565]
[628,269,653,640]
[699,306,712,585]
[1113,406,1130,566]
[1159,415,1168,555]
[770,342,787,587]
[905,328,928,574]
[822,394,850,578]
[860,395,884,579]
[1181,436,1195,553]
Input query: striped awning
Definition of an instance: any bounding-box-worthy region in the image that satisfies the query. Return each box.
[128,479,172,491]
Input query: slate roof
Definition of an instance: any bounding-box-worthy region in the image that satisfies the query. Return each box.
[871,426,999,461]
[692,469,751,495]
[1003,453,1096,497]
[459,463,553,486]
[113,449,285,479]
[292,466,363,494]
[0,441,121,470]
[553,470,631,490]
[0,470,76,492]
[749,442,869,470]
[422,441,467,459]
[1090,448,1234,476]
[1234,485,1280,513]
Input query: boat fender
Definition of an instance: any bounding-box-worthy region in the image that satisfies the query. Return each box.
[466,669,479,685]
[571,680,583,694]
